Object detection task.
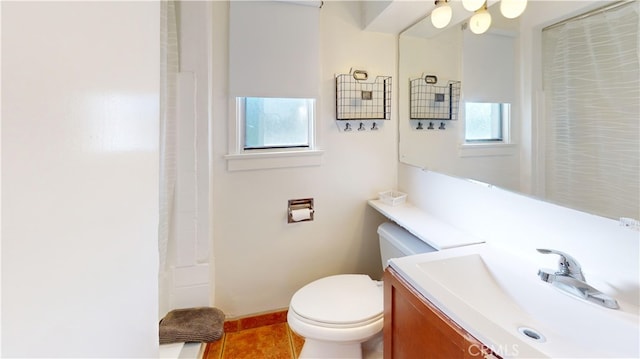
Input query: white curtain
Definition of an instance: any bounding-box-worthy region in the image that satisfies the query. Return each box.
[229,0,321,98]
[159,0,178,317]
[542,1,639,220]
[463,32,515,103]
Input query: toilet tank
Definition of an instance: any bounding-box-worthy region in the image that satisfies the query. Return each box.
[378,222,436,269]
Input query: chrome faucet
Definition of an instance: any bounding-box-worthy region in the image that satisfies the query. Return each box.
[536,249,619,309]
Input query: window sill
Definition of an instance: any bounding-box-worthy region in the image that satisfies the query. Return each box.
[224,149,324,171]
[458,142,517,158]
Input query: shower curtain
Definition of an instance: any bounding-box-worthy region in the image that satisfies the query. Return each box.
[542,1,639,220]
[159,0,178,317]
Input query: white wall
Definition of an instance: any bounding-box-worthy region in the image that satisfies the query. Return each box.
[210,1,397,318]
[1,2,159,357]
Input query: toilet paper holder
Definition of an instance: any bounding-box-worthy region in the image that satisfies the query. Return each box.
[288,198,314,223]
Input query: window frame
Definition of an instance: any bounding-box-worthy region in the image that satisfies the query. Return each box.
[464,102,511,143]
[225,97,323,171]
[239,97,315,151]
[459,101,516,158]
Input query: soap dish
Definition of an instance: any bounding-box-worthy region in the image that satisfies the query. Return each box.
[378,190,407,206]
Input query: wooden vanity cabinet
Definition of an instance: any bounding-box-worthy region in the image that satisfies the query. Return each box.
[384,267,499,359]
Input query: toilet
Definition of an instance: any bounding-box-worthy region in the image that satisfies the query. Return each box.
[287,222,437,358]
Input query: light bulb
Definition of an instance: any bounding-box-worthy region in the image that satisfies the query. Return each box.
[500,0,527,19]
[431,1,452,29]
[462,0,485,12]
[469,8,492,34]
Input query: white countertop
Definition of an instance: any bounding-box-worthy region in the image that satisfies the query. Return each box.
[388,243,640,358]
[369,199,639,358]
[368,199,484,250]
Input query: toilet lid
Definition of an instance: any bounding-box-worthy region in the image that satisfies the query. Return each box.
[290,274,383,325]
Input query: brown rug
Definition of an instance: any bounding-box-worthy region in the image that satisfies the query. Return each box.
[159,307,225,344]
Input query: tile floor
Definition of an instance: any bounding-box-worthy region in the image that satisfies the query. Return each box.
[203,310,304,359]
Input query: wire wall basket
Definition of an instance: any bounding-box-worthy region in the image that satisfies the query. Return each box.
[336,71,392,121]
[409,77,461,121]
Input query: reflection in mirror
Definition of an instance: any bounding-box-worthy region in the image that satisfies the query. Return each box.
[409,77,461,122]
[399,1,639,221]
[399,5,519,190]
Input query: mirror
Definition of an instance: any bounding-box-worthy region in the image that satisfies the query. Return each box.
[399,1,639,221]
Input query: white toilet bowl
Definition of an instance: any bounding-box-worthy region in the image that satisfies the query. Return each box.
[287,274,383,359]
[287,223,437,359]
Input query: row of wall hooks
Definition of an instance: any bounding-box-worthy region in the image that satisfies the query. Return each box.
[416,121,447,130]
[343,121,380,132]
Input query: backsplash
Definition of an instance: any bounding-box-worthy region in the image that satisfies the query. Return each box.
[398,164,639,308]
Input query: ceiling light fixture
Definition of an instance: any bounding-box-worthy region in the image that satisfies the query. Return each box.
[431,0,453,29]
[469,3,492,34]
[462,0,485,12]
[500,0,527,19]
[431,0,528,34]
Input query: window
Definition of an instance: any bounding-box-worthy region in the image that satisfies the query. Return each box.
[226,1,323,171]
[242,97,314,150]
[225,96,322,171]
[464,102,510,142]
[542,1,638,219]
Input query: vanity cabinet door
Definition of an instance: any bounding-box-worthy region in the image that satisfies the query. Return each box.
[384,267,498,359]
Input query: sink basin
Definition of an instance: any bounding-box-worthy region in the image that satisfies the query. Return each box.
[390,244,640,358]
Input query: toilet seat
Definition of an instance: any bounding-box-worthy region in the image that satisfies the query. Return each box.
[289,274,383,328]
[286,224,433,358]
